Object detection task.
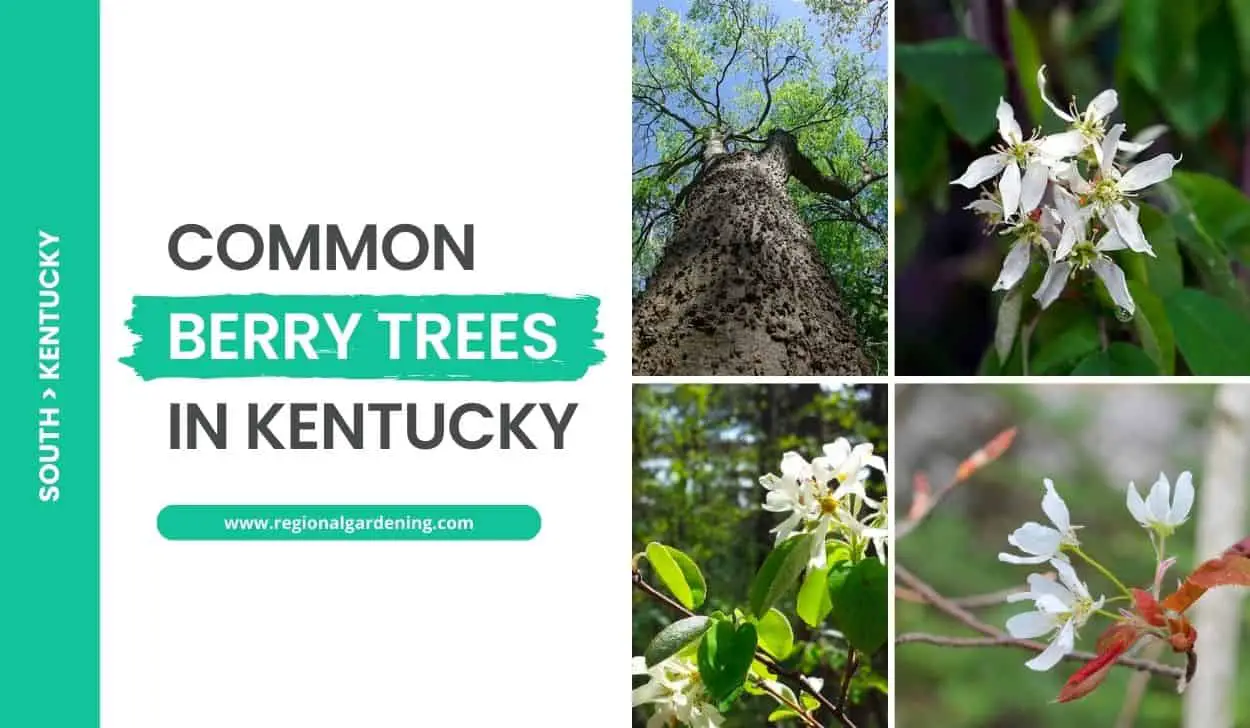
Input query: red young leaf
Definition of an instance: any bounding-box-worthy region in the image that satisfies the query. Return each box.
[954,427,1017,482]
[1161,535,1250,614]
[908,473,931,521]
[1057,639,1130,703]
[1094,621,1142,655]
[1132,589,1166,627]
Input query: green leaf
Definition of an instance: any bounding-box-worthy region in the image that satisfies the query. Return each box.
[895,39,1005,144]
[995,287,1024,364]
[1007,9,1046,128]
[697,618,758,706]
[831,559,889,655]
[757,608,795,659]
[645,542,707,610]
[768,707,800,723]
[796,564,834,628]
[1070,343,1158,375]
[1128,281,1175,374]
[825,559,855,618]
[1166,289,1250,374]
[1138,206,1183,298]
[644,616,712,668]
[749,533,815,618]
[1029,316,1100,375]
[1172,172,1250,248]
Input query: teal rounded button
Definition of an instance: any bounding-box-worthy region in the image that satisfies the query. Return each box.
[157,505,541,540]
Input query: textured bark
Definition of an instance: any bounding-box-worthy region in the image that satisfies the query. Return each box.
[633,134,868,375]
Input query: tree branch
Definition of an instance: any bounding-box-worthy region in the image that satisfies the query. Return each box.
[895,564,1185,681]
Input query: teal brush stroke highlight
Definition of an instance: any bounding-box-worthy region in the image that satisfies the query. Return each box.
[122,293,604,381]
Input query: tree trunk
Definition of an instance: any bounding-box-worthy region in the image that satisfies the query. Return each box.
[633,136,869,375]
[1182,385,1250,728]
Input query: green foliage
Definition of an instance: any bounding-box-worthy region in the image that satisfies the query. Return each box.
[749,532,817,618]
[897,0,1250,375]
[895,39,1005,144]
[633,384,887,726]
[646,542,708,609]
[830,559,888,655]
[646,616,714,667]
[698,618,760,706]
[634,0,887,372]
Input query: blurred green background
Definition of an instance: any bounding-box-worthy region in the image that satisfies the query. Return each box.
[895,383,1250,726]
[633,383,888,727]
[896,0,1250,375]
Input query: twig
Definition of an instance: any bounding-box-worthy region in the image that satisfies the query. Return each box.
[837,652,858,709]
[897,427,1017,540]
[895,583,1032,608]
[633,570,858,728]
[751,676,822,728]
[894,634,1182,678]
[895,564,1184,681]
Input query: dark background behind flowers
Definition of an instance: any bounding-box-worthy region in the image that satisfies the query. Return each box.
[632,383,887,727]
[896,0,1250,375]
[895,383,1250,727]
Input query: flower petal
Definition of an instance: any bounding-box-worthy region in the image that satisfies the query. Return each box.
[1108,204,1153,255]
[999,162,1022,221]
[952,154,1008,188]
[780,452,809,479]
[994,239,1033,291]
[1118,153,1181,192]
[822,438,851,464]
[1009,521,1063,557]
[997,98,1023,143]
[1007,610,1057,639]
[1026,619,1075,671]
[1020,161,1050,214]
[1085,89,1118,122]
[1096,228,1127,252]
[1024,573,1072,604]
[1037,130,1087,160]
[1147,472,1172,524]
[1126,481,1149,526]
[1042,478,1071,532]
[1092,258,1135,316]
[967,198,1003,216]
[1037,65,1075,123]
[1099,123,1125,177]
[1170,471,1194,525]
[999,551,1053,565]
[1034,260,1073,309]
[1050,559,1087,600]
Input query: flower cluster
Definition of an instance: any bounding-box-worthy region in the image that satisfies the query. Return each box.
[632,655,724,728]
[999,472,1195,671]
[954,66,1181,317]
[759,438,889,570]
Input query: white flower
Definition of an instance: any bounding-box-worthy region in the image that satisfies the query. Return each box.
[1034,187,1137,315]
[993,205,1062,292]
[1066,123,1180,255]
[632,655,725,728]
[760,452,819,544]
[1005,559,1105,671]
[951,99,1070,218]
[1037,65,1119,161]
[1127,471,1195,535]
[999,479,1080,565]
[759,440,887,571]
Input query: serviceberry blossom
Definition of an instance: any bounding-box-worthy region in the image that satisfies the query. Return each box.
[1127,471,1195,536]
[759,439,888,570]
[959,68,1181,317]
[632,655,725,728]
[999,479,1081,565]
[1005,559,1105,671]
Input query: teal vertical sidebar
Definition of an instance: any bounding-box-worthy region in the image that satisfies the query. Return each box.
[0,3,100,726]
